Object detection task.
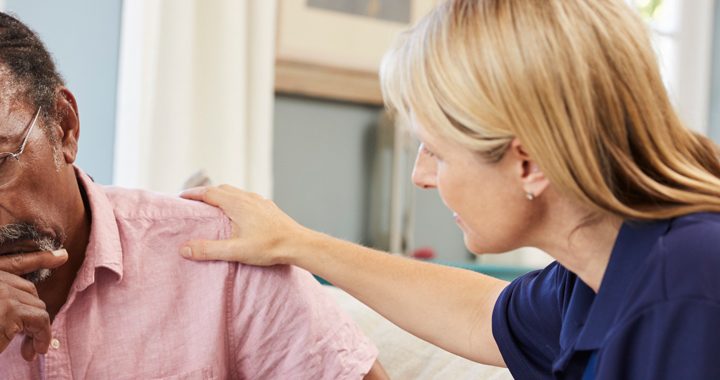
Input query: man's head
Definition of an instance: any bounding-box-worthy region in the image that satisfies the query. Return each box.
[0,12,83,283]
[0,13,64,130]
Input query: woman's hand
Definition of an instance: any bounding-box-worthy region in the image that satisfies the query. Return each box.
[179,185,307,266]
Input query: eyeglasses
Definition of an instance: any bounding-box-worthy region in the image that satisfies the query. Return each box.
[0,106,42,186]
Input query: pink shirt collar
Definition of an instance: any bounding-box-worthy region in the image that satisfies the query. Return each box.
[72,166,123,292]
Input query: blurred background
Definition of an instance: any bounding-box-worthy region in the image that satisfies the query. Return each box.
[2,0,717,278]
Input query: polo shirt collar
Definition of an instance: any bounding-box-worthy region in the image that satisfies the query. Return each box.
[72,166,124,292]
[573,218,671,350]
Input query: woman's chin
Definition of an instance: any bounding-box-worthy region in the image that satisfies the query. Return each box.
[463,234,488,255]
[463,233,517,255]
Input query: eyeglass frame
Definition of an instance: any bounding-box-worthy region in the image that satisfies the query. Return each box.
[0,106,42,163]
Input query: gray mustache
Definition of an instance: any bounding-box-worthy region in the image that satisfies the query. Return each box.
[0,223,61,250]
[0,223,63,283]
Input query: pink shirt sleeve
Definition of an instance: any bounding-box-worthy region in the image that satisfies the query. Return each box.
[226,264,378,379]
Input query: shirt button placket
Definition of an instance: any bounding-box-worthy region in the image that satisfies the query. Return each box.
[45,317,72,379]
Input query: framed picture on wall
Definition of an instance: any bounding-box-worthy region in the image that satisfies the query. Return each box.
[275,0,437,105]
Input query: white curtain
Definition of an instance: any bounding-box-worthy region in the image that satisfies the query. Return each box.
[114,0,276,197]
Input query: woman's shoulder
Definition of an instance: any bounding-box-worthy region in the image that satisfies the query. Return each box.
[662,212,720,254]
[657,212,720,301]
[669,211,720,228]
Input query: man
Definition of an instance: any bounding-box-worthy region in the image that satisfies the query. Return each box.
[0,13,386,379]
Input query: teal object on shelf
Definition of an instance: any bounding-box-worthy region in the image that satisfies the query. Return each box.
[431,260,536,281]
[314,260,537,286]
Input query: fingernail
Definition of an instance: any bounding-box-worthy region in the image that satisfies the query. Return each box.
[180,247,192,258]
[52,249,68,257]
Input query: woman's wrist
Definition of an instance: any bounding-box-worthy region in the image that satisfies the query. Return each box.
[273,226,324,267]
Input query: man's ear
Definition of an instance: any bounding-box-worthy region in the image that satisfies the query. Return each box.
[508,138,550,199]
[54,87,80,164]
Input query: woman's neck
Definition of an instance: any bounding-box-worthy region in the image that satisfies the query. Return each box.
[532,195,623,292]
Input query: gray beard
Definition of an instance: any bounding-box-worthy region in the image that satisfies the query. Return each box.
[0,223,63,283]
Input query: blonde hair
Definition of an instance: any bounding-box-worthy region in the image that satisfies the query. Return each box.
[381,0,720,220]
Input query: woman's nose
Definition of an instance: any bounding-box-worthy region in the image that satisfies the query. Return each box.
[412,152,437,189]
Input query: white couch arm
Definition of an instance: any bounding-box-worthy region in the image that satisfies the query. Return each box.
[323,286,513,379]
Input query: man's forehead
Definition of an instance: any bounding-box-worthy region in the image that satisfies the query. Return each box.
[0,65,20,101]
[0,103,36,144]
[0,64,33,125]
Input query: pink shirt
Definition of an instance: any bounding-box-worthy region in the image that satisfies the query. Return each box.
[0,169,377,379]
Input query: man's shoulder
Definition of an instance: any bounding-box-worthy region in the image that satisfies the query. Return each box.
[101,185,228,224]
[95,186,235,275]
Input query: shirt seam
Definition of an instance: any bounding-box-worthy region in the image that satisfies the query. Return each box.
[659,235,669,302]
[648,219,675,304]
[64,320,75,378]
[221,217,239,380]
[226,263,239,380]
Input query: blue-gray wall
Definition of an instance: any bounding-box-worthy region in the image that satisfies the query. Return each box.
[274,95,472,262]
[274,96,378,244]
[709,2,720,143]
[5,0,122,184]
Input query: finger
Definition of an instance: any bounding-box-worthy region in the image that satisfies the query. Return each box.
[0,281,44,306]
[217,184,239,192]
[0,249,68,275]
[15,304,51,356]
[179,186,210,201]
[0,316,22,355]
[0,272,39,298]
[180,185,244,209]
[180,186,227,206]
[0,323,14,354]
[179,239,243,262]
[21,336,36,362]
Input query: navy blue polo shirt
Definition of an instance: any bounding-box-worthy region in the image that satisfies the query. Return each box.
[492,212,720,379]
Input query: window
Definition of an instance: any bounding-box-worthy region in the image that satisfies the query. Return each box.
[630,0,677,93]
[630,0,715,134]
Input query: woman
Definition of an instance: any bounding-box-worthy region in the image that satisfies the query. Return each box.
[179,0,720,378]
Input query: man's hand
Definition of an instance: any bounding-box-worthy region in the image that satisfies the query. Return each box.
[0,249,67,361]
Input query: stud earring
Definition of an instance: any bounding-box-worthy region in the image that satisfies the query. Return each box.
[525,192,535,201]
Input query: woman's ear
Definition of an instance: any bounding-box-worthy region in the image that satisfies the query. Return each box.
[54,87,80,164]
[508,138,550,199]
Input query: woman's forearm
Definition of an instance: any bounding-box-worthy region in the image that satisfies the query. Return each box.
[287,229,508,367]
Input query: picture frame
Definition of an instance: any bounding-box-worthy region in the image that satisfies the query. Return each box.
[274,0,437,105]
